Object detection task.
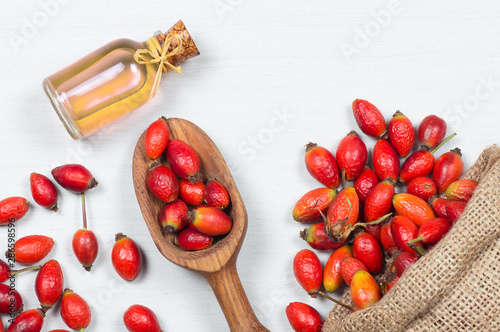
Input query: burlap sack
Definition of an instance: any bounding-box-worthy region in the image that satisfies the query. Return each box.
[323,145,500,332]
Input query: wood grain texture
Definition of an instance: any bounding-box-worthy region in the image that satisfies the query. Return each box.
[133,118,268,331]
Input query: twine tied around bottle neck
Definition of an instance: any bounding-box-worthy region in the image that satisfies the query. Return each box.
[134,34,183,97]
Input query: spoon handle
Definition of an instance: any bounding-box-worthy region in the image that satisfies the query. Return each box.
[204,263,269,332]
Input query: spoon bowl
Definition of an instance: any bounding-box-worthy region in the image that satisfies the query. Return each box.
[132,118,268,331]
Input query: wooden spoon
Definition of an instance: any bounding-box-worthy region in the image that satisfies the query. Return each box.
[132,118,269,332]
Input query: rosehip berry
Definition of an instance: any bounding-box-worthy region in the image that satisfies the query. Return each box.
[147,166,179,203]
[72,229,99,272]
[175,228,213,251]
[0,284,23,314]
[158,199,188,233]
[204,180,230,210]
[6,309,44,332]
[60,289,91,331]
[372,139,400,181]
[178,179,204,206]
[304,143,340,189]
[336,131,367,182]
[418,115,447,151]
[325,187,359,242]
[124,304,163,332]
[292,188,336,223]
[353,166,379,206]
[300,222,346,251]
[388,110,414,157]
[293,249,323,297]
[286,302,323,332]
[0,197,29,225]
[350,270,382,309]
[112,234,143,281]
[6,235,54,265]
[51,164,98,193]
[353,232,383,274]
[166,139,201,183]
[323,245,353,292]
[341,257,368,286]
[189,207,232,236]
[352,99,387,138]
[35,260,64,312]
[144,117,170,159]
[433,148,464,193]
[30,173,58,212]
[406,177,437,201]
[445,179,478,202]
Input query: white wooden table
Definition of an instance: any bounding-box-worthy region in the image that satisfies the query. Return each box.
[0,1,499,330]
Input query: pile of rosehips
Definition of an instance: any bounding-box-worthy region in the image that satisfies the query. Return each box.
[0,164,151,331]
[144,117,232,251]
[286,99,477,332]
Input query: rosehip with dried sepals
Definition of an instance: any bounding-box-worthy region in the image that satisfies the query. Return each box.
[445,179,478,202]
[394,251,419,276]
[35,259,64,313]
[323,244,353,292]
[393,193,435,227]
[300,222,346,250]
[406,177,437,201]
[293,249,322,297]
[388,110,415,157]
[6,309,44,332]
[372,139,400,181]
[178,179,204,206]
[112,234,143,281]
[407,218,451,248]
[341,257,368,286]
[286,302,323,332]
[144,117,170,159]
[446,200,467,225]
[352,99,387,138]
[60,289,91,331]
[30,173,58,212]
[204,180,230,210]
[292,188,336,223]
[159,199,188,233]
[418,115,447,151]
[175,228,213,251]
[364,178,395,223]
[336,131,368,182]
[433,148,464,193]
[147,166,179,203]
[350,270,382,309]
[353,166,379,205]
[124,304,163,332]
[353,232,383,274]
[189,207,232,236]
[0,284,23,314]
[51,164,98,193]
[6,235,54,265]
[166,138,202,183]
[399,133,456,184]
[0,197,29,225]
[325,187,359,242]
[304,143,340,189]
[391,215,426,256]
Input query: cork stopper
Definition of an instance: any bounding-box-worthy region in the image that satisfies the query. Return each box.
[156,20,200,66]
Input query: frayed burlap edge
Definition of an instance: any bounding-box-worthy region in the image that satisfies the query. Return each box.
[323,145,500,332]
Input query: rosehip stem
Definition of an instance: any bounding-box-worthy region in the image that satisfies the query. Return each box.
[429,133,457,155]
[81,193,87,230]
[318,291,355,311]
[341,169,346,189]
[407,242,428,257]
[10,265,42,275]
[406,236,424,245]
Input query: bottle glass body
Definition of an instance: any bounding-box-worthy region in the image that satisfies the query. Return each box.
[43,38,159,139]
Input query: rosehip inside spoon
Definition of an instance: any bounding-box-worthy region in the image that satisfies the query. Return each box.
[132,117,269,332]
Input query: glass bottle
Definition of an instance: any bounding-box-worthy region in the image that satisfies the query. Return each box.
[43,20,199,139]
